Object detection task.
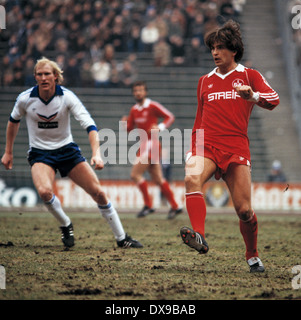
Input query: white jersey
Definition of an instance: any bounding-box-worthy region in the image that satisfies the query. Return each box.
[10,85,97,150]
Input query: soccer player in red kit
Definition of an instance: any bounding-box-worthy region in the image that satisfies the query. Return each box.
[180,20,279,272]
[122,81,182,219]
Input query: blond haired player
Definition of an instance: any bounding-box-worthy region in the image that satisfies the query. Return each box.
[1,57,143,249]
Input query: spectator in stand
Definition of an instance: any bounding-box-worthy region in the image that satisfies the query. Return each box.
[127,24,144,53]
[185,37,203,66]
[267,160,287,183]
[64,57,82,87]
[153,37,171,67]
[119,60,138,88]
[24,58,36,86]
[220,0,237,21]
[189,12,205,46]
[170,35,186,66]
[90,56,111,88]
[141,21,160,52]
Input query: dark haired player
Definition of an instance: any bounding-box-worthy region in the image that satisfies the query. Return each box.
[122,81,182,219]
[180,20,279,272]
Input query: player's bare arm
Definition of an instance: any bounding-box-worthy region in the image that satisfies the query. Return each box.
[1,121,20,170]
[88,130,104,170]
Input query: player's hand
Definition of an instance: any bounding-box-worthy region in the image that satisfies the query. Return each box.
[90,155,104,170]
[235,85,254,100]
[1,153,13,170]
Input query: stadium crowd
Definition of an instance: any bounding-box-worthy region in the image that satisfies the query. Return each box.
[0,0,245,88]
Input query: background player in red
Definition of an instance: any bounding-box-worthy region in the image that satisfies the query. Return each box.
[122,81,182,219]
[180,20,280,272]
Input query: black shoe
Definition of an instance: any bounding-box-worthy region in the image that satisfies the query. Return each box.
[180,226,209,254]
[248,257,265,273]
[117,234,143,248]
[137,206,155,218]
[60,223,74,248]
[167,207,183,220]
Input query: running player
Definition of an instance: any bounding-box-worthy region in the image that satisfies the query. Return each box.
[1,57,143,249]
[122,81,182,219]
[180,20,279,272]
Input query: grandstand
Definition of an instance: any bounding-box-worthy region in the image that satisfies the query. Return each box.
[1,0,301,190]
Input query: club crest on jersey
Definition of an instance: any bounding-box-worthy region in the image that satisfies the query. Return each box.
[232,79,244,88]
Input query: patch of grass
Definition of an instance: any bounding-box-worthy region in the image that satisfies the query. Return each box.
[0,211,300,300]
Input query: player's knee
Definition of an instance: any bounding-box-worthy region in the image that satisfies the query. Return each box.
[38,187,53,202]
[130,172,140,183]
[237,207,253,221]
[184,175,199,192]
[91,188,107,204]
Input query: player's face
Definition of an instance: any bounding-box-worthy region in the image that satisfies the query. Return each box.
[35,63,58,94]
[211,42,237,73]
[133,85,147,103]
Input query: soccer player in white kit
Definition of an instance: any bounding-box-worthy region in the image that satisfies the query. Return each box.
[1,57,143,249]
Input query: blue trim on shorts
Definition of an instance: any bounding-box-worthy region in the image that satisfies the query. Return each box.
[27,142,86,177]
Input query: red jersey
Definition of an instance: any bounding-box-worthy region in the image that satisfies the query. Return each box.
[127,98,175,136]
[191,64,280,160]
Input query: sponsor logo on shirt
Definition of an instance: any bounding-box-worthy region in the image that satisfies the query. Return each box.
[37,112,58,129]
[208,90,241,102]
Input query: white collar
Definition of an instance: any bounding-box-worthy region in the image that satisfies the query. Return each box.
[208,64,245,79]
[134,98,151,109]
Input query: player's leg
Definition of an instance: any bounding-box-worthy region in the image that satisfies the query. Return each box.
[148,163,182,219]
[184,156,216,236]
[68,162,143,248]
[131,158,154,217]
[180,156,216,253]
[31,162,73,247]
[31,163,71,226]
[224,164,264,272]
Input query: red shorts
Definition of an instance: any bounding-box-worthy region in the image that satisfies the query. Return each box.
[137,138,161,164]
[190,144,251,180]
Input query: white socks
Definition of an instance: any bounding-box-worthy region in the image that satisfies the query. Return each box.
[98,202,126,241]
[44,195,71,227]
[44,195,125,242]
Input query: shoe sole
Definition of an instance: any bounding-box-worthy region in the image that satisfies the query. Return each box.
[180,227,208,254]
[62,237,74,248]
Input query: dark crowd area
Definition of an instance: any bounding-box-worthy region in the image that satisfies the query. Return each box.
[0,0,245,88]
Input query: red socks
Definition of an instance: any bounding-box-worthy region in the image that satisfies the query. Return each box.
[138,180,152,208]
[185,190,258,260]
[185,192,206,237]
[138,180,179,210]
[160,180,178,210]
[239,212,258,260]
